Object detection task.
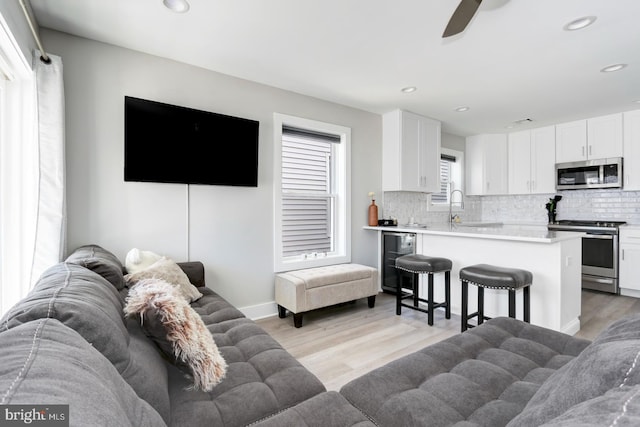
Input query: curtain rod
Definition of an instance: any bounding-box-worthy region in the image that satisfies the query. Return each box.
[18,0,50,64]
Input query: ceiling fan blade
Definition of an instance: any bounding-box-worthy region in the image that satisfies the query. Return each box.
[442,0,483,38]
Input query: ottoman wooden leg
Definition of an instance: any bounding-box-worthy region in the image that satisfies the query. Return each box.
[278,305,287,319]
[293,313,303,328]
[368,295,376,308]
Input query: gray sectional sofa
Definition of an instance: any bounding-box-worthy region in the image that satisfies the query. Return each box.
[1,244,639,426]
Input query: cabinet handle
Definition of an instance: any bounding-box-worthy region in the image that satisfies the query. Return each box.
[582,146,585,157]
[589,145,592,156]
[622,249,625,261]
[532,180,536,192]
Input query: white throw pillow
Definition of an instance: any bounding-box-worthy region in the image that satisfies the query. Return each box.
[125,248,163,274]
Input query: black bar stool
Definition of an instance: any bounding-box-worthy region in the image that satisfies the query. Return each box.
[395,254,452,326]
[459,263,532,332]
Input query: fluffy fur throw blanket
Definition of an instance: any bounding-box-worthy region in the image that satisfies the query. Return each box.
[124,278,227,391]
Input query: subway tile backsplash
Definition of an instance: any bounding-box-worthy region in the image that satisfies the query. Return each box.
[382,189,640,225]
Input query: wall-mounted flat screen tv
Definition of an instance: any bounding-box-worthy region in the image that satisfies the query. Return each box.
[124,96,259,186]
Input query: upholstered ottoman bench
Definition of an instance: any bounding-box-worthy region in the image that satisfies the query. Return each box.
[275,264,378,327]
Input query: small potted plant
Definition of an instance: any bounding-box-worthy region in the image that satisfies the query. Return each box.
[545,195,562,223]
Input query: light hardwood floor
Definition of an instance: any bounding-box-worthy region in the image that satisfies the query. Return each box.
[256,290,640,391]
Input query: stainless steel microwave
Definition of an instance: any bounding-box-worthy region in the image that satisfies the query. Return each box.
[555,157,623,190]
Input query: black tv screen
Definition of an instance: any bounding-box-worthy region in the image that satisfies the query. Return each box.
[124,96,259,186]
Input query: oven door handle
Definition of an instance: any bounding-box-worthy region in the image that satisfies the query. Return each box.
[583,234,614,240]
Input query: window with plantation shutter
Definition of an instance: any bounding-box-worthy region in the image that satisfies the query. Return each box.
[431,154,455,203]
[274,114,351,272]
[281,128,336,257]
[431,148,464,207]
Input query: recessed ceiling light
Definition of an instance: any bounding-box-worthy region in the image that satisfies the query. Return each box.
[601,64,627,73]
[634,100,640,104]
[163,0,190,13]
[401,86,417,93]
[455,106,469,112]
[563,16,597,31]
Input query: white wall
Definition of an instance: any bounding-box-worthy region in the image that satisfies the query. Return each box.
[42,29,382,315]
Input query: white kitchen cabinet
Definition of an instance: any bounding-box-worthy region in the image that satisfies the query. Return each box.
[623,109,640,191]
[508,126,556,194]
[555,114,623,163]
[382,109,441,193]
[588,113,623,159]
[555,119,587,163]
[619,226,640,296]
[465,134,508,195]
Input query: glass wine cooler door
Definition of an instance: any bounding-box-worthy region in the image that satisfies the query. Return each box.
[381,232,416,294]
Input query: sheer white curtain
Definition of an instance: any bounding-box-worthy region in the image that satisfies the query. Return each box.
[0,63,37,315]
[30,51,66,285]
[0,51,65,315]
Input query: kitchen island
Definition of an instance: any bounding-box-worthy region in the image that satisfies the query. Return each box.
[365,224,584,334]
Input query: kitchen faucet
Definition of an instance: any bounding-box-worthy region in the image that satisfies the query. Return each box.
[449,189,464,225]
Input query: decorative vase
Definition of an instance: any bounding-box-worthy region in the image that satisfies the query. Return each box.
[368,200,378,226]
[548,211,556,224]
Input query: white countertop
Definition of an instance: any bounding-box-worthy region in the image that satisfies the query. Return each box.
[364,223,584,243]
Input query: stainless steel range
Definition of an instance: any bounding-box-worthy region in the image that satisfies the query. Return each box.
[548,220,626,294]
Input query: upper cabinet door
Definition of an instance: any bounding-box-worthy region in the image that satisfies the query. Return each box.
[556,114,623,163]
[508,130,532,194]
[508,126,556,195]
[556,119,587,163]
[382,110,441,193]
[465,135,485,196]
[530,125,556,194]
[587,113,623,159]
[466,134,508,195]
[623,110,640,191]
[399,112,422,191]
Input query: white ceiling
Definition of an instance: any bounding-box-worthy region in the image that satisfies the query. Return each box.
[28,0,640,136]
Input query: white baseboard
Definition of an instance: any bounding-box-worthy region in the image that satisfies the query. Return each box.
[562,317,581,336]
[239,301,279,321]
[620,288,640,299]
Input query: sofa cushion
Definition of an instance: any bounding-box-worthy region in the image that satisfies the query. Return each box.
[124,278,227,391]
[340,317,591,427]
[250,391,376,427]
[0,262,171,423]
[539,384,640,426]
[507,314,640,427]
[0,318,166,426]
[65,244,126,290]
[125,256,203,302]
[166,287,326,427]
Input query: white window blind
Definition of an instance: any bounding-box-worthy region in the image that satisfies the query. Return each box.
[281,126,339,257]
[432,154,456,203]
